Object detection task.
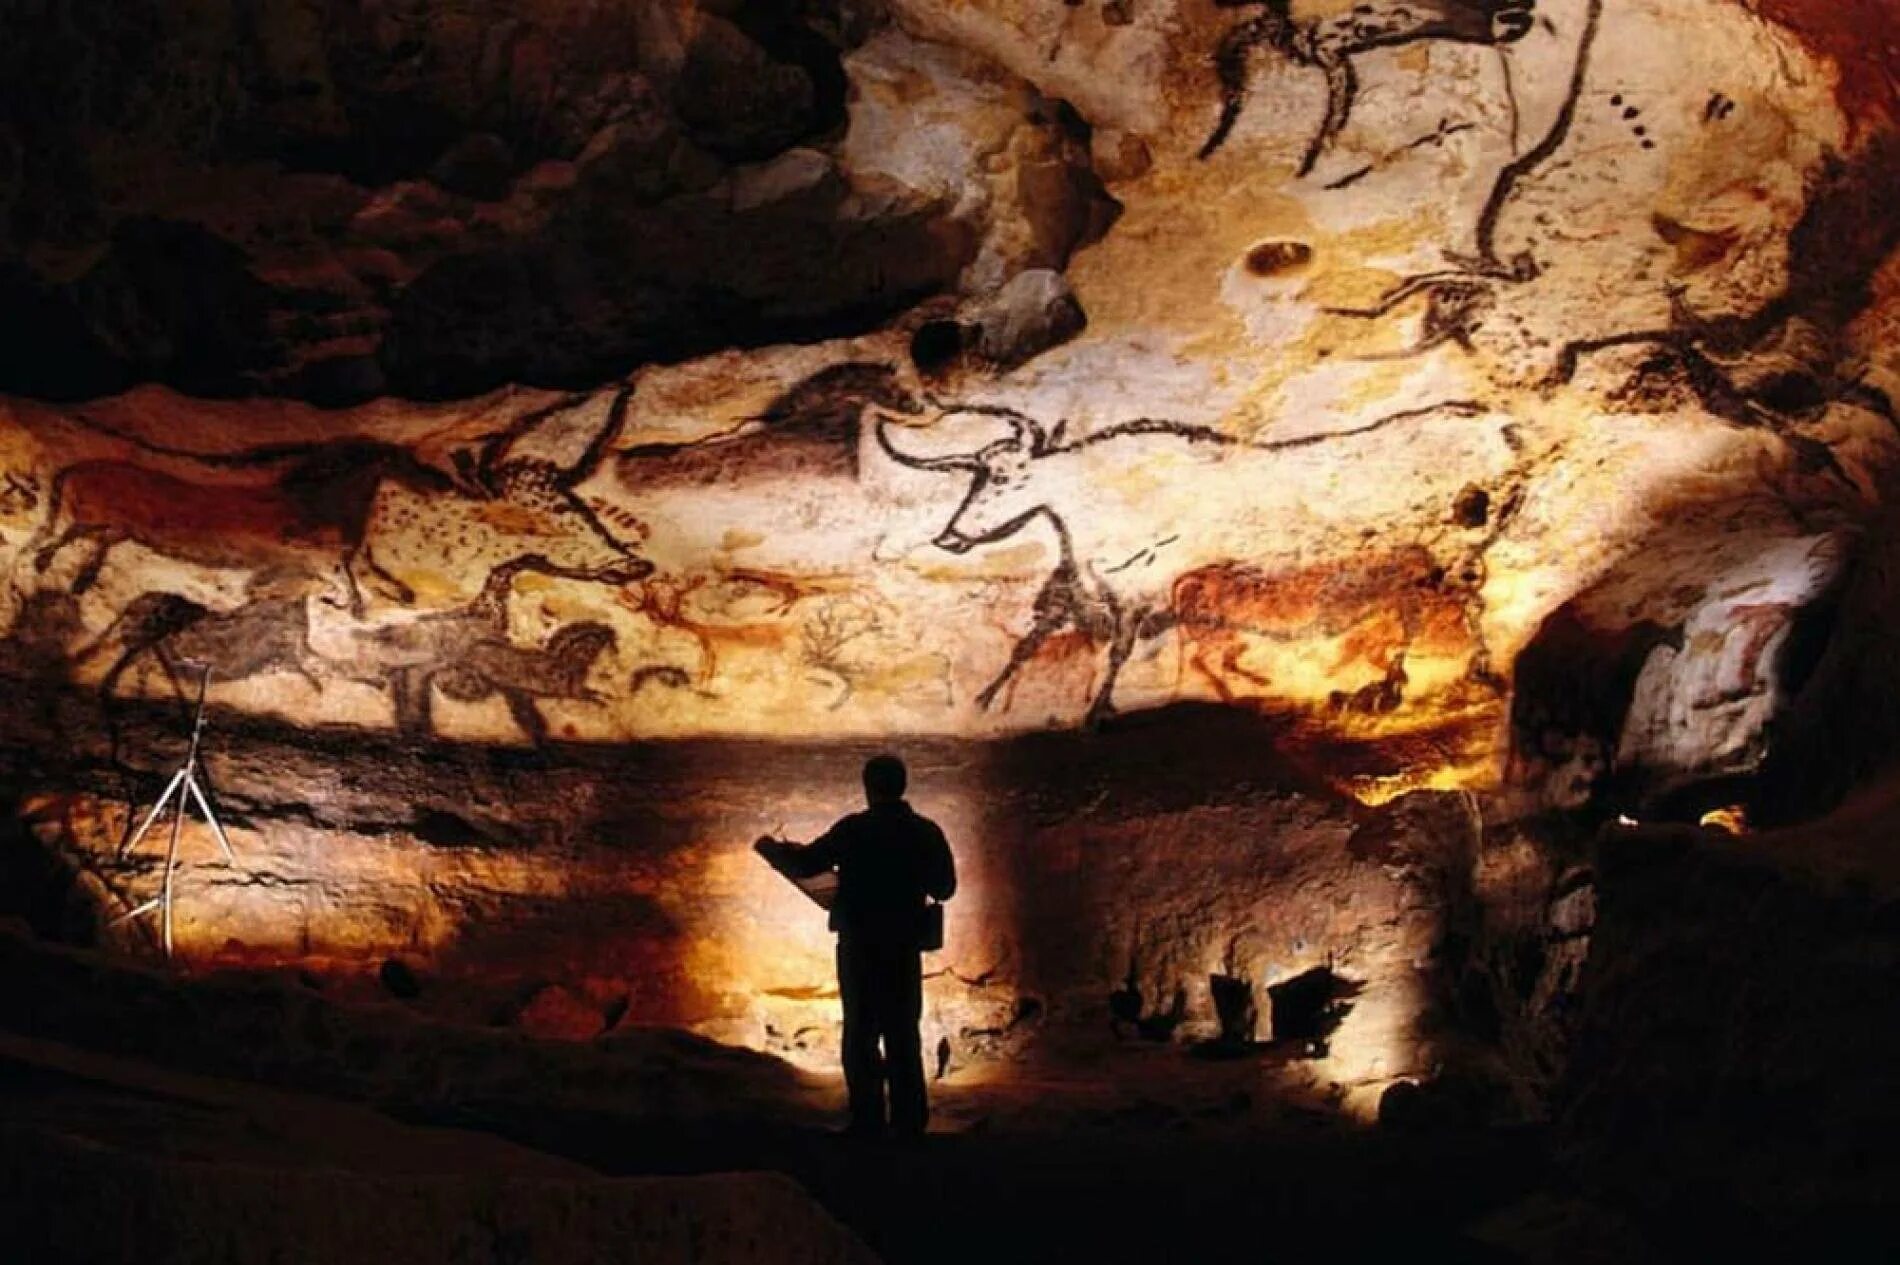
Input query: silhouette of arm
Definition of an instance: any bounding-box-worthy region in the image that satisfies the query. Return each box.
[923,822,957,902]
[763,820,849,878]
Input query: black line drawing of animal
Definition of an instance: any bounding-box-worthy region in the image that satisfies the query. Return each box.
[351,552,581,668]
[1198,0,1537,174]
[1322,262,1532,359]
[876,399,1493,724]
[26,384,649,615]
[71,575,329,764]
[350,552,633,743]
[91,590,325,704]
[1309,0,1606,353]
[388,621,618,745]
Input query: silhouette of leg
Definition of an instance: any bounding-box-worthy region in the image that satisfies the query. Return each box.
[883,947,929,1136]
[836,942,886,1134]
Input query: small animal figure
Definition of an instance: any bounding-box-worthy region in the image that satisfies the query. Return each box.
[391,621,617,745]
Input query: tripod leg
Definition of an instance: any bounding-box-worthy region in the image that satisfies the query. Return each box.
[122,769,187,857]
[186,773,235,863]
[109,897,162,925]
[161,792,185,959]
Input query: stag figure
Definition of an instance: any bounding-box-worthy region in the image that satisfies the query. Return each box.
[1199,0,1536,174]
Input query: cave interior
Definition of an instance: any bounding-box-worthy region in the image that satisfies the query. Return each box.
[2,1,1899,1261]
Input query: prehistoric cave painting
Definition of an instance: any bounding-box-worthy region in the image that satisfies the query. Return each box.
[1309,0,1607,368]
[879,399,1493,724]
[354,552,630,744]
[81,579,325,763]
[616,569,818,690]
[1,471,39,517]
[799,597,954,712]
[1170,547,1473,714]
[26,439,455,616]
[1463,0,1603,278]
[94,586,324,704]
[615,362,920,488]
[1546,287,1897,484]
[1200,0,1607,369]
[975,566,1112,714]
[1197,0,1537,175]
[20,383,649,617]
[389,621,618,746]
[1322,268,1525,362]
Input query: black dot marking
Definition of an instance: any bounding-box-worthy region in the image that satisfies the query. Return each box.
[1641,140,1656,150]
[1623,107,1640,119]
[1610,94,1624,106]
[1633,125,1646,137]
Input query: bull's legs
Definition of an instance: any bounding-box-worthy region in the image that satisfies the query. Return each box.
[1084,611,1145,729]
[38,524,123,593]
[343,539,413,615]
[390,668,435,737]
[1188,640,1238,703]
[977,613,1068,711]
[502,688,550,745]
[1219,641,1274,692]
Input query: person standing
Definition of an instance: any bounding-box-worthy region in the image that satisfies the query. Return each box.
[756,754,956,1138]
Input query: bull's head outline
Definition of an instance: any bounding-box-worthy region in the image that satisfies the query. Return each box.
[876,407,1065,555]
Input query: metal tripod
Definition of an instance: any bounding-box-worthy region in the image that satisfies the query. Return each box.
[113,663,234,957]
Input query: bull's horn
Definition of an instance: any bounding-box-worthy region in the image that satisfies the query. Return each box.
[875,420,983,473]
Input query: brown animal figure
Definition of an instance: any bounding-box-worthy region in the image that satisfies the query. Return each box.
[390,621,617,745]
[617,570,814,687]
[30,441,458,616]
[30,384,650,618]
[1169,549,1469,708]
[1199,0,1536,174]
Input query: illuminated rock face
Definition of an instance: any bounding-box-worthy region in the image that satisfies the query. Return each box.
[0,0,1896,1090]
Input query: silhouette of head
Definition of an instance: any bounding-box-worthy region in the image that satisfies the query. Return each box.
[863,754,907,805]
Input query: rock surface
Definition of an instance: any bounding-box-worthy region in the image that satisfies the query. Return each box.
[0,1032,871,1265]
[1554,798,1900,1256]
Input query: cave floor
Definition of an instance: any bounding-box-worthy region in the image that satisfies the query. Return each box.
[0,1023,1553,1264]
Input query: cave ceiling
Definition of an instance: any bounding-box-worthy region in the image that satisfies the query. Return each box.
[1,0,1897,800]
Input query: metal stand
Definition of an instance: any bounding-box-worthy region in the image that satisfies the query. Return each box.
[112,663,234,958]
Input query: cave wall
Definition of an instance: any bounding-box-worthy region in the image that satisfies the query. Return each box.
[0,0,1897,1095]
[2,696,1475,1104]
[1554,812,1900,1254]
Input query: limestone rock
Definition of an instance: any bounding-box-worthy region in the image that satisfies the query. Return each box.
[968,269,1089,367]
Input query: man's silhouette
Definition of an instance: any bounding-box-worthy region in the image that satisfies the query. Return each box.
[757,755,956,1137]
